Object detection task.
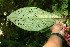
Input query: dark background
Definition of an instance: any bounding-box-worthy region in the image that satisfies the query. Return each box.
[0,0,69,47]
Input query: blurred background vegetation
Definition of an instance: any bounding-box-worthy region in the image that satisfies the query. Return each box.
[0,0,69,47]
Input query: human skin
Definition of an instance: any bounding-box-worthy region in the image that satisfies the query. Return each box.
[43,21,66,47]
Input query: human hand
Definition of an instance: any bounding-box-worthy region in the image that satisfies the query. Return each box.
[51,21,66,36]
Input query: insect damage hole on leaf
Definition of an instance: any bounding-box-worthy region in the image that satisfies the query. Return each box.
[23,24,24,25]
[20,18,22,19]
[32,19,33,20]
[38,24,40,27]
[32,11,33,12]
[21,10,22,12]
[35,8,37,9]
[28,17,29,18]
[23,20,24,21]
[29,11,31,12]
[19,13,20,14]
[18,11,19,12]
[42,21,43,22]
[36,26,37,27]
[32,23,33,24]
[35,13,36,14]
[31,9,32,10]
[35,15,37,17]
[15,20,16,21]
[23,15,24,16]
[18,23,20,25]
[18,23,22,25]
[18,20,19,21]
[43,23,45,24]
[45,24,46,25]
[20,23,22,25]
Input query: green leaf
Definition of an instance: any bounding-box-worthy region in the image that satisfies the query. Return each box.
[66,19,70,27]
[61,3,68,9]
[0,0,4,3]
[7,7,65,31]
[46,31,51,38]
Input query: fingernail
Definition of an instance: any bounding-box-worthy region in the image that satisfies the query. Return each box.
[64,24,66,27]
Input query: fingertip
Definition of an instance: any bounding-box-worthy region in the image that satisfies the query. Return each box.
[64,24,66,27]
[61,22,65,26]
[56,20,59,24]
[60,22,62,25]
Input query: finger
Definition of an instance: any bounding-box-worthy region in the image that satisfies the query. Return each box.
[59,30,65,36]
[59,27,65,36]
[60,22,63,24]
[61,22,64,25]
[60,22,65,27]
[56,20,60,24]
[62,24,66,29]
[59,22,64,26]
[61,24,66,30]
[59,22,65,30]
[62,27,65,31]
[59,22,62,26]
[64,24,66,27]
